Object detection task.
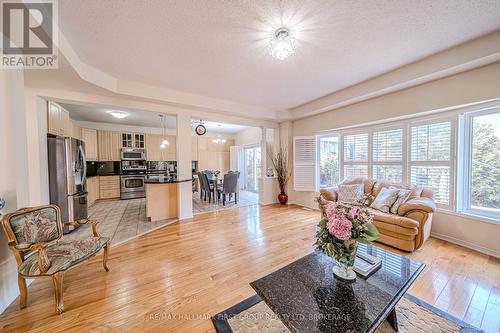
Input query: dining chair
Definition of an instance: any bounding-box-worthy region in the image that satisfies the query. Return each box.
[197,172,204,199]
[217,172,239,206]
[201,172,215,203]
[1,205,110,314]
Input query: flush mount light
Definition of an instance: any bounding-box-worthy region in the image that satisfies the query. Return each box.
[108,111,128,119]
[268,27,296,60]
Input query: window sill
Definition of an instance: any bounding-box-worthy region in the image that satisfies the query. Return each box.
[436,208,500,225]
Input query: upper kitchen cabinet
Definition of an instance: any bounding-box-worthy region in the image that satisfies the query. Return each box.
[98,130,121,161]
[47,101,71,137]
[82,128,98,161]
[145,134,176,161]
[121,132,145,148]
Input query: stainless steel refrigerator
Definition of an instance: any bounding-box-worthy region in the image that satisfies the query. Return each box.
[47,136,88,233]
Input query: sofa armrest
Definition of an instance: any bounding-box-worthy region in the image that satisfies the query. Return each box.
[319,187,338,202]
[398,197,436,216]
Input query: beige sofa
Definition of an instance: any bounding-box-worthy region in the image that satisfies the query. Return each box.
[318,177,436,252]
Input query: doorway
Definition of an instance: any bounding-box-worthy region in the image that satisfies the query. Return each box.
[244,145,261,193]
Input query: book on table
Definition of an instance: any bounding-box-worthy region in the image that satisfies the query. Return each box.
[354,251,382,278]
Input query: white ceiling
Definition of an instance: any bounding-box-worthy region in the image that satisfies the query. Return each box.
[57,0,500,111]
[60,102,249,134]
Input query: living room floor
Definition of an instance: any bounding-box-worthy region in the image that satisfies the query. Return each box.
[1,205,499,333]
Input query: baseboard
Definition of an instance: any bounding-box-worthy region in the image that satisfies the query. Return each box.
[431,232,500,259]
[0,256,32,314]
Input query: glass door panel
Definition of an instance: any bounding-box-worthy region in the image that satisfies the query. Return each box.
[244,146,261,192]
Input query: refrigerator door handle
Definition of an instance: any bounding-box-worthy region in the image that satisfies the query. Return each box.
[79,144,87,185]
[73,191,88,199]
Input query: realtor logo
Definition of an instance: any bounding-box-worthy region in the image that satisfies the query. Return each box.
[1,0,58,69]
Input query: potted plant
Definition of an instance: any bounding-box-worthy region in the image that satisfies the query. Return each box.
[270,146,290,205]
[315,202,378,280]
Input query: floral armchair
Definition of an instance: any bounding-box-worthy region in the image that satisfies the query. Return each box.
[1,205,110,314]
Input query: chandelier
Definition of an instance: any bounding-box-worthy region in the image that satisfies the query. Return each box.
[268,27,296,60]
[212,136,226,145]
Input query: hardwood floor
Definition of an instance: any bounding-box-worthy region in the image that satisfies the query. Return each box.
[1,204,499,333]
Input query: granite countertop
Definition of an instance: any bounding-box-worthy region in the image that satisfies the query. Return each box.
[144,176,192,184]
[87,173,121,178]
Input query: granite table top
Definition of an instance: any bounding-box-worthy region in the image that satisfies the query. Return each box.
[250,244,424,333]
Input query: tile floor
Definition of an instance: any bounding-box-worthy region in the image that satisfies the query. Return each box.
[192,189,259,214]
[65,198,175,245]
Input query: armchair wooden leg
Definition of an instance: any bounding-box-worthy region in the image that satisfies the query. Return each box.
[103,243,110,272]
[52,272,65,314]
[18,275,27,309]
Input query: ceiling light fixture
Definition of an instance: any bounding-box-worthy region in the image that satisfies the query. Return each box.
[268,27,296,60]
[159,114,169,149]
[108,111,128,119]
[212,135,226,145]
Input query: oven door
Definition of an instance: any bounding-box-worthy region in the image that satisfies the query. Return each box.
[121,176,145,193]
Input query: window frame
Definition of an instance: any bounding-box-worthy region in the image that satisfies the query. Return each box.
[459,107,500,221]
[408,116,456,210]
[342,129,370,180]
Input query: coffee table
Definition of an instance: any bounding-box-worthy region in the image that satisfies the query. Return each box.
[250,244,424,333]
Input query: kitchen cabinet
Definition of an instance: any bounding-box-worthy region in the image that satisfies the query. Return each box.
[122,132,145,148]
[87,176,100,207]
[71,122,81,140]
[99,175,120,199]
[82,128,98,161]
[98,130,121,161]
[47,101,71,137]
[145,134,176,161]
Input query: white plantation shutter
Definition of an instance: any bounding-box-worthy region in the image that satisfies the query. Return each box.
[343,133,369,179]
[410,121,453,206]
[294,136,316,191]
[372,128,404,183]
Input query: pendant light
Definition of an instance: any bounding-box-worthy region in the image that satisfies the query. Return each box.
[159,115,169,149]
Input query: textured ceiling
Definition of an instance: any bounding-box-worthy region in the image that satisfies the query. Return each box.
[57,0,500,110]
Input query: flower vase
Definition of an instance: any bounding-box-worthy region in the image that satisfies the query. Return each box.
[278,192,288,205]
[332,240,358,281]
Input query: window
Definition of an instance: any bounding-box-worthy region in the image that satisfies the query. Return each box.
[372,128,403,183]
[318,136,339,188]
[461,109,500,219]
[343,133,368,178]
[410,121,452,206]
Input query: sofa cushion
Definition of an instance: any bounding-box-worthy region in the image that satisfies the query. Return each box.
[337,184,365,204]
[370,187,399,213]
[389,188,412,215]
[340,177,374,195]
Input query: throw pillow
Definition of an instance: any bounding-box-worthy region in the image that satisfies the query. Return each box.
[370,187,400,213]
[337,184,365,205]
[389,187,412,215]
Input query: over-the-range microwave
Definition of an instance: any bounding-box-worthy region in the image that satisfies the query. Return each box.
[121,148,146,161]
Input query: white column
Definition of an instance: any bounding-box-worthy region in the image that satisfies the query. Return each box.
[176,113,193,220]
[0,68,30,313]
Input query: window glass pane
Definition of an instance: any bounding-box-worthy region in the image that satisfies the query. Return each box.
[411,122,451,161]
[344,165,368,178]
[319,137,339,188]
[344,133,368,162]
[373,165,402,184]
[410,166,450,204]
[373,129,403,161]
[470,112,500,213]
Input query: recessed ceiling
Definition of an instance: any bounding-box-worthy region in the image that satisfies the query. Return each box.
[57,0,500,110]
[59,103,178,128]
[59,102,249,134]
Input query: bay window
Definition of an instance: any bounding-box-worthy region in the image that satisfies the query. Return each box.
[343,133,368,178]
[409,121,453,206]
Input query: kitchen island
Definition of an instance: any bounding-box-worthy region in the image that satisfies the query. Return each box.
[145,176,192,221]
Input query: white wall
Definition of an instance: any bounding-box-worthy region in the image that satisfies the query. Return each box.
[0,70,33,313]
[234,127,262,147]
[289,61,500,257]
